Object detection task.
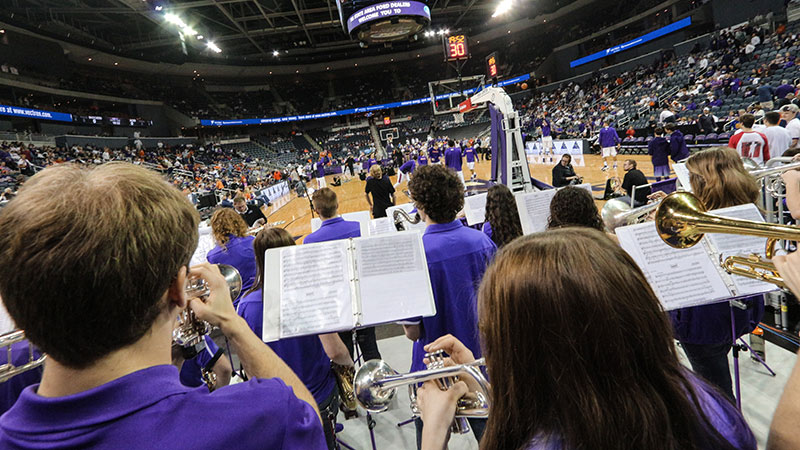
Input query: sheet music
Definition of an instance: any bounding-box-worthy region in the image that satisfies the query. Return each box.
[264,241,355,340]
[673,163,692,192]
[616,221,731,310]
[574,183,593,195]
[704,204,777,296]
[311,210,371,237]
[514,189,557,235]
[369,217,397,235]
[464,193,487,226]
[190,226,216,267]
[354,233,436,325]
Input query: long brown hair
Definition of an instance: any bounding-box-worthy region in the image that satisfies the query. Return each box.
[210,207,249,247]
[484,184,523,248]
[686,147,759,209]
[246,227,295,296]
[477,228,738,450]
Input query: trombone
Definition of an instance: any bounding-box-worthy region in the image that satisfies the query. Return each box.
[354,350,490,434]
[601,199,661,232]
[0,330,45,383]
[655,191,800,289]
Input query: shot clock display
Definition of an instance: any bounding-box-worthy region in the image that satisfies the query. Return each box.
[486,52,499,79]
[444,34,469,61]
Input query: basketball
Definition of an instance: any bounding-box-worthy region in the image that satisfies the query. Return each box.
[521,83,528,89]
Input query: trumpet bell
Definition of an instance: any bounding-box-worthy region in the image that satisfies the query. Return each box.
[655,192,707,249]
[354,359,398,413]
[219,264,243,300]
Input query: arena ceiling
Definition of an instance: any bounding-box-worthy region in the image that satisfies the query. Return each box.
[2,0,551,64]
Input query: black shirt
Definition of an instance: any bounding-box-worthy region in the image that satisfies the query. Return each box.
[237,204,267,227]
[552,163,576,187]
[365,176,395,218]
[622,169,651,204]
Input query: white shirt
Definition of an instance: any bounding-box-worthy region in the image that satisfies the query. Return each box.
[659,110,675,123]
[786,117,800,143]
[751,35,761,46]
[764,125,793,156]
[745,44,755,54]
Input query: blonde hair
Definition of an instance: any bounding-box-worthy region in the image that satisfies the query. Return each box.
[210,208,249,246]
[686,147,759,209]
[369,164,383,179]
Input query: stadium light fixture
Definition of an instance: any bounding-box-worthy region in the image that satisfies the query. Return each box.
[197,35,204,40]
[272,50,280,57]
[492,0,512,17]
[183,27,198,37]
[206,42,222,53]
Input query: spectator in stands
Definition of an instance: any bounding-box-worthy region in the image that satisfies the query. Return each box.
[364,164,395,218]
[776,80,795,99]
[233,195,267,228]
[758,84,776,110]
[698,108,717,134]
[551,154,582,188]
[728,114,770,165]
[664,123,690,163]
[618,160,651,207]
[648,127,671,182]
[659,106,676,124]
[625,126,635,139]
[780,104,800,147]
[763,111,793,157]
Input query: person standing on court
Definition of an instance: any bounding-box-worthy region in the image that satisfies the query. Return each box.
[365,164,395,218]
[315,152,329,189]
[444,139,466,187]
[598,120,620,172]
[665,123,690,163]
[648,127,671,181]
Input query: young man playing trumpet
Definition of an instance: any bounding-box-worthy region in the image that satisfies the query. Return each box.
[0,163,326,449]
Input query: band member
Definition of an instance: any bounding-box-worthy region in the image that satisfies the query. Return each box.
[648,127,671,181]
[616,159,651,207]
[482,184,522,248]
[598,120,620,171]
[463,143,477,180]
[0,163,325,448]
[365,164,395,218]
[655,147,763,399]
[551,154,582,187]
[770,252,800,449]
[547,186,604,232]
[233,195,267,228]
[416,229,755,450]
[444,140,466,187]
[240,227,354,449]
[208,208,258,306]
[304,188,382,363]
[405,164,497,446]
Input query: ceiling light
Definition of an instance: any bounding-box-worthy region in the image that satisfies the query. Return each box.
[492,0,512,18]
[114,62,119,66]
[87,57,92,61]
[155,5,163,11]
[206,42,222,53]
[183,27,198,36]
[197,35,204,40]
[272,50,280,57]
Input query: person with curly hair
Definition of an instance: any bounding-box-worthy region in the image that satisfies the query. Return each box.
[405,164,497,447]
[546,186,605,232]
[482,184,522,248]
[208,208,257,306]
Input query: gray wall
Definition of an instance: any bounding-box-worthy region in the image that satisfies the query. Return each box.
[709,0,784,28]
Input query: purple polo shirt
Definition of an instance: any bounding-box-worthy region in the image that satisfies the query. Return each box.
[444,147,463,171]
[598,127,620,148]
[411,220,497,372]
[238,288,336,405]
[399,160,416,174]
[0,341,43,415]
[207,235,257,306]
[304,217,361,244]
[0,365,325,449]
[463,147,476,162]
[481,222,492,240]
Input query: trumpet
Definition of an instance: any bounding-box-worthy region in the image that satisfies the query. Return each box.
[354,351,490,434]
[173,264,243,348]
[655,191,800,288]
[747,158,800,198]
[0,330,45,383]
[393,208,422,231]
[601,199,661,232]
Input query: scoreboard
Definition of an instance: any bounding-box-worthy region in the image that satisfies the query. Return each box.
[486,52,499,79]
[444,34,469,61]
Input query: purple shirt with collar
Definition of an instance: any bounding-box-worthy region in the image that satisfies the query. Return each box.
[411,220,497,372]
[206,235,257,306]
[444,147,463,171]
[303,217,361,244]
[0,365,325,449]
[238,288,336,405]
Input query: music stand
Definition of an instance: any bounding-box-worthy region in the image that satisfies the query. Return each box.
[728,299,776,410]
[336,332,379,450]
